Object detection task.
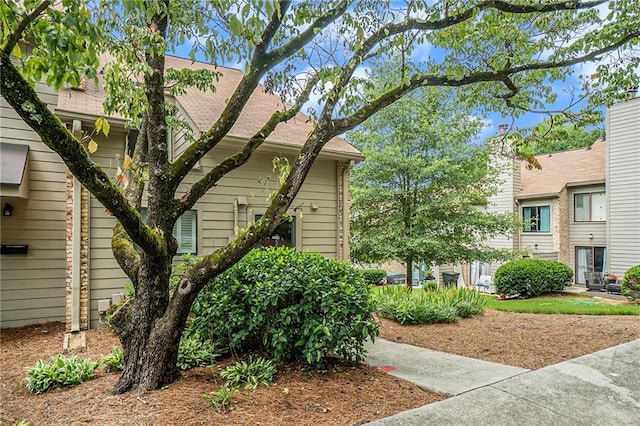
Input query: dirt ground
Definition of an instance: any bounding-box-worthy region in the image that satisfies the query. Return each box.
[2,307,640,425]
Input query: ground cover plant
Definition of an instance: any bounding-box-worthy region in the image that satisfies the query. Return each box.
[374,285,486,325]
[485,293,640,315]
[186,247,379,367]
[24,355,99,394]
[494,258,573,297]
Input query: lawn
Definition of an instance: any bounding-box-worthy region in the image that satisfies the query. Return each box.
[484,293,640,315]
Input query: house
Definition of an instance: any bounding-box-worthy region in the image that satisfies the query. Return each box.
[0,55,363,330]
[462,95,639,288]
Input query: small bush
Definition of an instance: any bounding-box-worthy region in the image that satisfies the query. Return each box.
[100,346,123,372]
[220,356,277,390]
[374,286,485,325]
[203,387,236,413]
[177,335,222,370]
[621,265,640,304]
[423,280,438,292]
[362,269,386,285]
[25,354,99,394]
[494,259,573,298]
[187,247,379,367]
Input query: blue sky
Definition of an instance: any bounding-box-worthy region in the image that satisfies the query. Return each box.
[168,4,609,143]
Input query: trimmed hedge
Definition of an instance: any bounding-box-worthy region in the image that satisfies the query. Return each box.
[186,247,379,367]
[621,264,640,304]
[362,268,386,285]
[494,258,573,298]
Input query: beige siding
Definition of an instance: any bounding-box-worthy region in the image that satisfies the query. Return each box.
[568,184,607,276]
[606,98,640,277]
[183,147,340,258]
[0,83,67,328]
[86,131,130,328]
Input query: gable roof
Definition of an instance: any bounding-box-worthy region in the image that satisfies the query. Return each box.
[517,139,606,199]
[56,55,362,159]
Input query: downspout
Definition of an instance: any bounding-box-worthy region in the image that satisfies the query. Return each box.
[70,120,82,332]
[233,198,239,235]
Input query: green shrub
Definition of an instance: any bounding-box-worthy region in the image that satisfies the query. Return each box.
[621,265,640,304]
[186,247,379,367]
[25,354,99,394]
[423,280,438,292]
[494,259,573,298]
[374,286,485,325]
[219,356,277,390]
[177,334,222,370]
[362,269,386,285]
[203,387,236,413]
[100,346,123,372]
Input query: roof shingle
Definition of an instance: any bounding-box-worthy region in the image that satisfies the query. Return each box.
[518,139,606,198]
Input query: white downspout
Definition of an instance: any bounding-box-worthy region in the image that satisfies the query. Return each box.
[70,120,82,332]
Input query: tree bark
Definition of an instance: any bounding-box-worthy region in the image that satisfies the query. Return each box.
[405,258,413,290]
[110,254,186,393]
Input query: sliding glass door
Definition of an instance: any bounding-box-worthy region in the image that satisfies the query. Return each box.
[576,246,605,285]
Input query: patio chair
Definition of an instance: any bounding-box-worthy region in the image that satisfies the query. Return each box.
[476,275,493,293]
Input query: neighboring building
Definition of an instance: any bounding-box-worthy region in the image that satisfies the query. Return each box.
[0,55,363,329]
[462,96,639,288]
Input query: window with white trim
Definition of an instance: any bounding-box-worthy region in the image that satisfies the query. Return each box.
[574,192,606,222]
[522,205,550,233]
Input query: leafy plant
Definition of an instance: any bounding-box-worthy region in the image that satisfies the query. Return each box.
[220,356,277,390]
[25,354,99,394]
[177,335,221,370]
[362,269,386,285]
[100,346,123,372]
[202,387,236,413]
[494,259,573,298]
[423,280,438,292]
[374,286,485,325]
[621,265,640,304]
[187,247,379,367]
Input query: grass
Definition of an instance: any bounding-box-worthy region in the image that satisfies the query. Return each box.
[485,293,640,315]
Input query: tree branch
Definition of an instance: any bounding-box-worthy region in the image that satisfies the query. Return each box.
[168,1,350,187]
[0,53,162,257]
[1,0,51,55]
[177,73,320,214]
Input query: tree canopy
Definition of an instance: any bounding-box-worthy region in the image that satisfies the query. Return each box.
[2,0,639,393]
[349,82,517,285]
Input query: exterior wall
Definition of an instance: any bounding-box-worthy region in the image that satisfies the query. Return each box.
[519,198,557,259]
[86,131,131,328]
[0,83,67,328]
[567,184,607,282]
[183,147,340,258]
[607,97,640,278]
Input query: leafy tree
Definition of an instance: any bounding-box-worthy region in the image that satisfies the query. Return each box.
[527,116,605,154]
[349,85,517,286]
[2,0,638,393]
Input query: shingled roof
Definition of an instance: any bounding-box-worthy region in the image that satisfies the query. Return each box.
[517,139,606,199]
[56,55,362,159]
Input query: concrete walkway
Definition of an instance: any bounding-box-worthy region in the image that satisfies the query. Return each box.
[364,338,640,425]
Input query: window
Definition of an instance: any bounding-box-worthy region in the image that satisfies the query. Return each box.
[574,192,606,222]
[173,210,196,254]
[576,246,605,284]
[255,214,296,248]
[522,206,550,232]
[140,208,197,254]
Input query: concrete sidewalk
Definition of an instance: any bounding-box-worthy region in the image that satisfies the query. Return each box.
[364,338,640,425]
[364,339,529,396]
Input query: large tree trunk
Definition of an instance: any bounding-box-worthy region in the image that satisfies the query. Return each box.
[110,255,190,394]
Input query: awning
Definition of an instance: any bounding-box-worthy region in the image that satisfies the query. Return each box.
[1,142,30,198]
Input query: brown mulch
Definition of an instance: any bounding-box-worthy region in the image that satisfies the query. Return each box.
[0,323,440,426]
[2,308,640,425]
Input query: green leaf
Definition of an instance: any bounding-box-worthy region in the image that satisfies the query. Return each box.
[228,15,242,36]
